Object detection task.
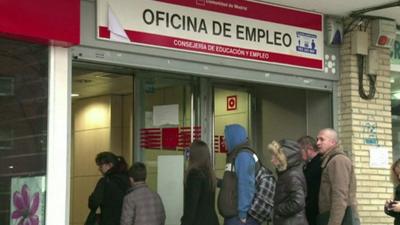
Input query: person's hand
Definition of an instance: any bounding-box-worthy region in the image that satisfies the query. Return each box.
[390,201,400,212]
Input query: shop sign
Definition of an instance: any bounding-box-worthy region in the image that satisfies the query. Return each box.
[391,33,400,72]
[97,0,323,70]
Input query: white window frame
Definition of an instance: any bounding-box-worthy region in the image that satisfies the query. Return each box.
[45,46,71,225]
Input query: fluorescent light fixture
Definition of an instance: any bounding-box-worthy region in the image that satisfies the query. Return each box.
[71,93,80,97]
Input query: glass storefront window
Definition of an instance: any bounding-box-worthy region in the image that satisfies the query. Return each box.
[137,73,198,190]
[0,38,48,225]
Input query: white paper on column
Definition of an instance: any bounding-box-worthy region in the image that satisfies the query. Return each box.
[157,155,184,225]
[369,146,389,168]
[153,104,179,126]
[108,4,130,42]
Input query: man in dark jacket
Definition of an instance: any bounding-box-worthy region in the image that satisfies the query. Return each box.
[298,136,322,225]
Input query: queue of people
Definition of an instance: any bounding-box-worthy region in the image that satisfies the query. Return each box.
[83,125,371,225]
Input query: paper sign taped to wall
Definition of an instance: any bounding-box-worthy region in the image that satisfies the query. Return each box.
[369,146,389,168]
[153,104,179,126]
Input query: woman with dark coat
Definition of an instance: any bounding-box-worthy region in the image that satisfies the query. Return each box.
[85,152,130,225]
[384,158,400,225]
[268,139,308,225]
[180,140,219,225]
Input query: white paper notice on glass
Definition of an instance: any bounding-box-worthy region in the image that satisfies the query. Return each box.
[153,104,179,126]
[369,146,389,168]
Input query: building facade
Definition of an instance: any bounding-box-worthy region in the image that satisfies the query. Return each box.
[0,1,397,225]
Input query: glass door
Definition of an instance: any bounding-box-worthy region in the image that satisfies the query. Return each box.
[134,71,200,225]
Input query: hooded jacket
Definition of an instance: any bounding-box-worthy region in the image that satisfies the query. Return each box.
[224,124,256,220]
[269,139,308,225]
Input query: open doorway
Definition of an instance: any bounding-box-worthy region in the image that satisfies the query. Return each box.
[212,81,332,172]
[70,62,134,225]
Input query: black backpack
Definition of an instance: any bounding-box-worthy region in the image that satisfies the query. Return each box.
[217,145,276,223]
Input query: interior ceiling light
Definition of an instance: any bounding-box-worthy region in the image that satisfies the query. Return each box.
[71,93,80,97]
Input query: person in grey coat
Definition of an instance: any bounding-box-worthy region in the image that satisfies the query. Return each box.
[268,139,308,225]
[120,162,166,225]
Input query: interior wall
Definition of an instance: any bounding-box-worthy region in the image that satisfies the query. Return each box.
[255,86,332,170]
[259,86,307,143]
[70,95,129,225]
[306,90,332,137]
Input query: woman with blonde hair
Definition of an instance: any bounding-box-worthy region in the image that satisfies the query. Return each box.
[384,158,400,225]
[180,140,219,225]
[268,139,308,225]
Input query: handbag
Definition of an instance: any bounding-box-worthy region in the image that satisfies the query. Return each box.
[316,206,360,225]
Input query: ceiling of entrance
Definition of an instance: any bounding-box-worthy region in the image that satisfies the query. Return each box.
[259,0,400,24]
[72,67,133,100]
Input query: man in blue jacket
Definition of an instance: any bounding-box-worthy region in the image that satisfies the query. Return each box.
[224,124,258,225]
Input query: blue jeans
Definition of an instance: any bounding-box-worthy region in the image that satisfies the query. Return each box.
[224,216,260,225]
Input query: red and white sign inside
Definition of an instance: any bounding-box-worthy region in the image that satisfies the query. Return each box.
[227,95,237,111]
[97,0,323,70]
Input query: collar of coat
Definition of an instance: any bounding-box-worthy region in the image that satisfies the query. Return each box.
[127,182,147,193]
[320,146,346,169]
